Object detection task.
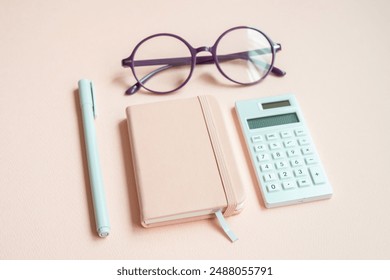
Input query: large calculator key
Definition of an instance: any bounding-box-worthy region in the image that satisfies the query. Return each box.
[297,178,311,187]
[309,166,326,185]
[266,183,281,192]
[263,172,277,182]
[282,180,296,190]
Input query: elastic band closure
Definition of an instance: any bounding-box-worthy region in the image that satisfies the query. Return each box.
[198,96,237,216]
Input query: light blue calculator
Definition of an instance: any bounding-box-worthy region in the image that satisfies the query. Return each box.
[235,94,333,208]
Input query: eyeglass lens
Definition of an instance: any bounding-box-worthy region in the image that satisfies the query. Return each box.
[132,35,193,93]
[215,28,273,84]
[130,27,274,94]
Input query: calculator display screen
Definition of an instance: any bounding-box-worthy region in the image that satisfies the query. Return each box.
[247,113,299,129]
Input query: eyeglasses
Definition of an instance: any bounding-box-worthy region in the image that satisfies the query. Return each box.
[121,26,285,95]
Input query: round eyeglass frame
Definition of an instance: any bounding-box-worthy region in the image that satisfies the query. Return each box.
[124,26,277,94]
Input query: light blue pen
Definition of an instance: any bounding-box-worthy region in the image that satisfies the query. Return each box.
[78,79,110,238]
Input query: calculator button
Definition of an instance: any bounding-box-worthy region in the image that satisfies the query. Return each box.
[278,170,293,180]
[295,129,306,136]
[280,131,293,138]
[251,135,263,143]
[305,156,317,165]
[275,160,288,169]
[257,153,270,162]
[254,144,267,152]
[272,151,285,159]
[291,158,304,167]
[309,166,326,185]
[297,178,311,187]
[282,180,296,190]
[266,133,278,140]
[263,173,277,182]
[284,140,296,148]
[302,146,313,155]
[266,183,281,192]
[294,167,308,177]
[287,148,300,157]
[298,138,309,146]
[269,142,282,150]
[260,163,274,172]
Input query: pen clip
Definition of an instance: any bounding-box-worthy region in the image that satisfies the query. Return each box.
[90,81,97,119]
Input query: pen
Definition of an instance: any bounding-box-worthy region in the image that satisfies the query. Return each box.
[78,79,110,238]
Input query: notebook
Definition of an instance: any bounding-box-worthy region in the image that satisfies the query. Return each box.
[126,95,245,230]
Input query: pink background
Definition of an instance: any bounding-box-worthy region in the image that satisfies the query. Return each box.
[1,0,389,259]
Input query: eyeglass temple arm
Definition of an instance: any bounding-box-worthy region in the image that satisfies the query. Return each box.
[122,44,285,95]
[124,65,172,95]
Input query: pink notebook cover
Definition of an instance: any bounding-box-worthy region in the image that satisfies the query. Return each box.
[126,95,245,227]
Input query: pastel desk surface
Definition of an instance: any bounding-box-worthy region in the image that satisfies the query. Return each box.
[1,0,389,259]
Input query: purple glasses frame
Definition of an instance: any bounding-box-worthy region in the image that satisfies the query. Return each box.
[121,26,285,95]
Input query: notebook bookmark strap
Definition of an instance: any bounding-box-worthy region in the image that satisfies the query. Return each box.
[215,210,238,242]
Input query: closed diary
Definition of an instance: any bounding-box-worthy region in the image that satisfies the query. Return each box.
[126,95,245,227]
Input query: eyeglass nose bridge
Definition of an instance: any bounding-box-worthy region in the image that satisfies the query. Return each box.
[193,46,217,66]
[195,46,213,53]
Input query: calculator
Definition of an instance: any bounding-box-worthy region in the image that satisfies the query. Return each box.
[235,94,333,208]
